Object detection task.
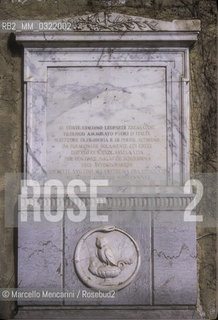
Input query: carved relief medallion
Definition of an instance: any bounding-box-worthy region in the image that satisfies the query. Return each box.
[74,225,140,290]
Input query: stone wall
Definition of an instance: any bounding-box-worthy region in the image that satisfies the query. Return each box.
[0,0,216,319]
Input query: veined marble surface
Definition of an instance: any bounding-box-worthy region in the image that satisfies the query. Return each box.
[47,66,166,182]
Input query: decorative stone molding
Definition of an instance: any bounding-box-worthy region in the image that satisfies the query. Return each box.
[64,12,200,32]
[69,12,159,31]
[16,13,200,46]
[18,194,195,211]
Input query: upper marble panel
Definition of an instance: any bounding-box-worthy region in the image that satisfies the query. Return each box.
[16,14,201,190]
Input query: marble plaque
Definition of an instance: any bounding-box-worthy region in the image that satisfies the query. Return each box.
[47,66,166,182]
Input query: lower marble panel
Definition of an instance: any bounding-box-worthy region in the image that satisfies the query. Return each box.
[153,211,197,305]
[17,207,197,307]
[18,219,63,305]
[64,211,151,305]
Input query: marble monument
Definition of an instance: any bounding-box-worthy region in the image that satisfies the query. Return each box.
[16,12,201,319]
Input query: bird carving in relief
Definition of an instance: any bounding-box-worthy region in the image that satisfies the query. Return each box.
[88,235,133,279]
[95,236,117,266]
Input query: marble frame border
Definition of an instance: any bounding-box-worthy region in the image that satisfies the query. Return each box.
[20,45,191,188]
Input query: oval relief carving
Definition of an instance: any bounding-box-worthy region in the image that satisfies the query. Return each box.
[74,225,141,291]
